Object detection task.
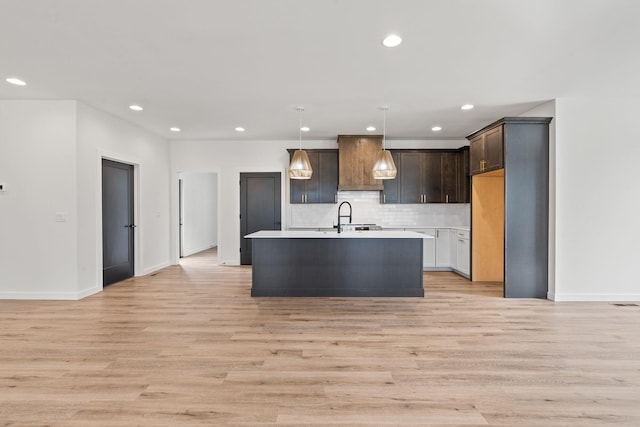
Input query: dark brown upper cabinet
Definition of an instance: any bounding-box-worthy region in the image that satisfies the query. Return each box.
[337,135,384,191]
[469,125,504,175]
[380,149,469,204]
[457,146,470,203]
[288,149,338,204]
[380,151,401,204]
[440,152,458,203]
[397,152,444,203]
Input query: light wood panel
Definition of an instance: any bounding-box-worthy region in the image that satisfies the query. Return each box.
[472,169,505,281]
[1,249,639,426]
[337,135,384,191]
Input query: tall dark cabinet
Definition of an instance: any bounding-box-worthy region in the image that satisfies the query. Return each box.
[468,117,552,299]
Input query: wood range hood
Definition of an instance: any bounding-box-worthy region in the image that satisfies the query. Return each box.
[337,135,384,191]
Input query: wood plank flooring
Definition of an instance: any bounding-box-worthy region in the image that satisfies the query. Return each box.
[1,248,639,426]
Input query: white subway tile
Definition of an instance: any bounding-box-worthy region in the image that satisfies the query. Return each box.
[289,191,469,228]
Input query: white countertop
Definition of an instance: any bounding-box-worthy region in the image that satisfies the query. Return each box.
[288,225,470,232]
[245,230,430,239]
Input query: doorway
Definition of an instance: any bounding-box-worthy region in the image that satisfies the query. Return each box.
[102,159,135,286]
[178,172,218,260]
[239,172,281,265]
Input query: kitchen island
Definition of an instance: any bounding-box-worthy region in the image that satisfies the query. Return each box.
[244,230,427,297]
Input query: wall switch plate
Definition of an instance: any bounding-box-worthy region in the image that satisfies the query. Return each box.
[55,212,67,222]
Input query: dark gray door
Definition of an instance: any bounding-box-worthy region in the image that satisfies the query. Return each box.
[240,172,281,265]
[179,178,184,258]
[102,159,135,286]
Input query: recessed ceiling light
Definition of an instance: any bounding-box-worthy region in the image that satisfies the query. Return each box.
[129,105,143,111]
[300,126,310,132]
[170,127,181,132]
[461,104,474,110]
[366,126,376,132]
[432,126,442,131]
[6,77,26,86]
[382,34,402,48]
[235,127,245,132]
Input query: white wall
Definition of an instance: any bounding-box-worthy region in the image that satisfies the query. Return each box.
[0,100,79,299]
[170,138,468,266]
[76,102,171,296]
[171,139,298,265]
[519,101,557,299]
[0,100,171,300]
[179,172,217,256]
[553,97,640,300]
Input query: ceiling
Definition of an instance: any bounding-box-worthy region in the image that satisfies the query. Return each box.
[1,0,639,141]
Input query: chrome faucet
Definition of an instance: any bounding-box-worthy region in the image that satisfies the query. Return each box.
[337,201,352,233]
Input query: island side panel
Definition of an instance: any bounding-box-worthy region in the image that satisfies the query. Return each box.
[251,238,423,297]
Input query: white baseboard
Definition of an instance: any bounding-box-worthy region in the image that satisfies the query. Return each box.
[182,244,216,258]
[139,261,171,276]
[450,268,471,280]
[551,293,640,302]
[0,291,80,300]
[423,267,451,272]
[78,285,102,299]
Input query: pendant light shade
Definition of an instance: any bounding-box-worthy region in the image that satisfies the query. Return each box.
[289,107,313,180]
[289,149,313,179]
[373,106,397,179]
[372,149,397,179]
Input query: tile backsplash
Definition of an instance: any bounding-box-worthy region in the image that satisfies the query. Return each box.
[288,191,470,228]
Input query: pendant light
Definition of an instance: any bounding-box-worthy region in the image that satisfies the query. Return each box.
[289,106,313,180]
[372,106,397,179]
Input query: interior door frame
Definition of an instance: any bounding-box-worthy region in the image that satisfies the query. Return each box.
[171,170,221,265]
[96,152,141,290]
[239,172,282,265]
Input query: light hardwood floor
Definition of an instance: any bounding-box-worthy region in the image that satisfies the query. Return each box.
[1,248,639,426]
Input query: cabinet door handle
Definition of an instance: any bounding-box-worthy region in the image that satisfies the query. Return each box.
[446,194,449,203]
[383,193,386,203]
[436,229,439,238]
[335,193,337,203]
[301,194,304,203]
